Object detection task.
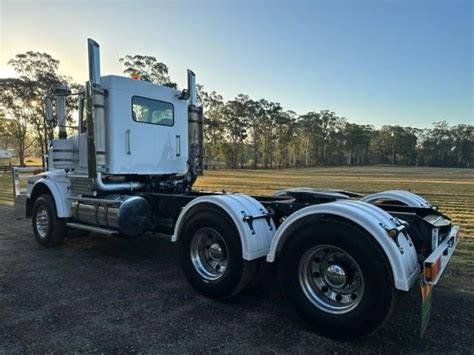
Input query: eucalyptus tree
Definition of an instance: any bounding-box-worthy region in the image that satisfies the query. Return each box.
[0,78,36,165]
[273,110,296,168]
[246,99,263,168]
[119,54,177,88]
[7,51,78,157]
[257,100,283,168]
[199,87,226,168]
[221,94,251,168]
[298,112,322,167]
[450,124,473,168]
[344,123,373,165]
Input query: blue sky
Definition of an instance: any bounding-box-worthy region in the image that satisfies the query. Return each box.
[0,0,472,128]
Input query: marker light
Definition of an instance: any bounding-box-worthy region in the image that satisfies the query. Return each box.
[424,257,441,283]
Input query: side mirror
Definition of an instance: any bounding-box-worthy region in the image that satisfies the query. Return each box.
[179,88,190,101]
[44,97,55,125]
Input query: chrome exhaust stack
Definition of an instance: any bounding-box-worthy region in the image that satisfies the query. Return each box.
[87,39,143,193]
[88,39,101,88]
[188,69,197,106]
[187,70,203,178]
[86,38,107,179]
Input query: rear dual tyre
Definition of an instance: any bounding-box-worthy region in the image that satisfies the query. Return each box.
[279,221,397,339]
[178,205,258,300]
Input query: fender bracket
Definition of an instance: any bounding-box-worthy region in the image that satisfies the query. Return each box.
[242,210,274,235]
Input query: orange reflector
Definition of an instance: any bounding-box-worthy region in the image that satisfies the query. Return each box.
[130,73,141,80]
[424,258,441,282]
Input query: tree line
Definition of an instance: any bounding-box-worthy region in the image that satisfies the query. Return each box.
[1,52,472,168]
[0,52,79,166]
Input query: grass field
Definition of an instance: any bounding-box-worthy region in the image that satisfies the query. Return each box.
[1,166,472,282]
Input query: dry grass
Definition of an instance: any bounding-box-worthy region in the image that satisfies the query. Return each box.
[0,174,13,206]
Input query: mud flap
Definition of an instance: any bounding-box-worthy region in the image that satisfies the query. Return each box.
[420,277,433,338]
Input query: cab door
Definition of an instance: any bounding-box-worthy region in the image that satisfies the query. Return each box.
[104,76,188,175]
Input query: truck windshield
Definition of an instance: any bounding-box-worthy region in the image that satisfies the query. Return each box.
[132,96,174,126]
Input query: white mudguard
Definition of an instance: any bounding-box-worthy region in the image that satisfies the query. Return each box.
[266,200,420,291]
[171,194,276,260]
[361,190,432,208]
[27,171,72,218]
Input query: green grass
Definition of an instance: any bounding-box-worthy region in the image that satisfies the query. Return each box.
[1,165,472,284]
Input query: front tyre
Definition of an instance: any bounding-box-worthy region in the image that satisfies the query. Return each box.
[179,205,257,300]
[32,194,67,247]
[279,221,397,339]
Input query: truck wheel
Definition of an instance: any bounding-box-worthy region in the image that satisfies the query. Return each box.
[279,221,397,339]
[32,194,67,247]
[179,206,257,300]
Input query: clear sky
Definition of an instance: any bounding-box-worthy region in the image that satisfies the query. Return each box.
[0,0,472,128]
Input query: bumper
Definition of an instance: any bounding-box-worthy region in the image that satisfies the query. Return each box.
[423,225,460,285]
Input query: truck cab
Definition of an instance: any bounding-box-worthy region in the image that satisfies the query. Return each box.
[101,75,188,175]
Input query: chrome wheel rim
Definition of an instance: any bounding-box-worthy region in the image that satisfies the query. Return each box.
[35,206,49,239]
[190,227,228,281]
[298,244,364,314]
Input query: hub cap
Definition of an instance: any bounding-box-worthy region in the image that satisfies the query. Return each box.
[35,206,49,239]
[298,245,364,314]
[190,228,228,281]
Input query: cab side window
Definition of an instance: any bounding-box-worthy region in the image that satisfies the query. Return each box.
[132,96,174,126]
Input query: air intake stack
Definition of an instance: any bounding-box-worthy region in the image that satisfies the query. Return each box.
[86,38,107,178]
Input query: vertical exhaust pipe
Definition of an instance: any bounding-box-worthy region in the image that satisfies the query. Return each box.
[187,70,203,178]
[188,69,197,106]
[86,38,106,179]
[88,39,101,88]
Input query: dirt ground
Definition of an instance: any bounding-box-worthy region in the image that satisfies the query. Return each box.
[1,205,473,353]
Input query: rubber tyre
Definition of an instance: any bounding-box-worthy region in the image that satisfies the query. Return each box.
[32,194,67,247]
[178,205,257,300]
[279,220,397,339]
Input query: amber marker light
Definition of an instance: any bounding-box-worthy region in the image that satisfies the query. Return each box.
[424,258,441,283]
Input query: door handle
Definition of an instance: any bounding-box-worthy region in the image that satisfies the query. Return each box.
[126,129,131,155]
[176,135,181,157]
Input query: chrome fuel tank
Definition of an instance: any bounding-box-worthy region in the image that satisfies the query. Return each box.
[71,195,151,237]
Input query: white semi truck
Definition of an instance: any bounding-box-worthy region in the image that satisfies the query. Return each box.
[14,39,460,339]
